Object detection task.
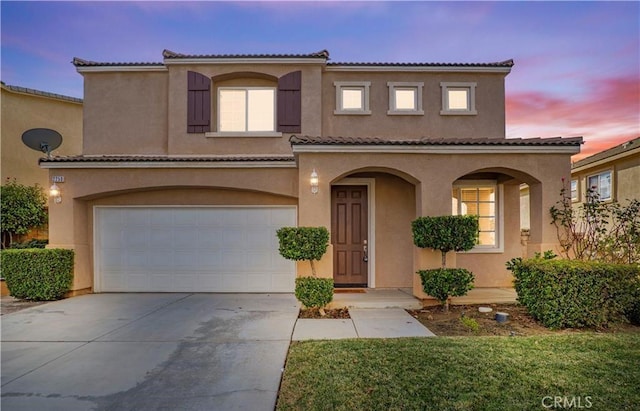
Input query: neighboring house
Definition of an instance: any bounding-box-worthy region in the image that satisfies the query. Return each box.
[520,137,639,233]
[41,50,581,297]
[570,137,639,205]
[1,82,83,241]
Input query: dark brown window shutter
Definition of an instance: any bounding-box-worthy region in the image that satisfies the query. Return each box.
[187,71,211,133]
[277,71,301,133]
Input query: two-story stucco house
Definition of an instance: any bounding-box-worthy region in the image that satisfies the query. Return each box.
[41,49,581,299]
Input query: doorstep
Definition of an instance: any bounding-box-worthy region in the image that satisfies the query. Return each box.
[327,288,423,310]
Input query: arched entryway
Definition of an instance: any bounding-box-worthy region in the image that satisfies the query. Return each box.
[331,169,418,289]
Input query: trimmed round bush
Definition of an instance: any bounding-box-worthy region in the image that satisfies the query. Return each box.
[1,248,74,301]
[295,276,334,309]
[417,268,474,308]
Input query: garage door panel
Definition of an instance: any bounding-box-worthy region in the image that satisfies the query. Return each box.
[96,207,296,293]
[149,229,172,248]
[270,208,296,226]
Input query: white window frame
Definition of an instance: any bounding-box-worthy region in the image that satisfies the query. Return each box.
[440,82,477,115]
[213,86,279,137]
[570,179,579,202]
[387,82,424,115]
[452,181,503,253]
[587,170,613,202]
[334,81,371,115]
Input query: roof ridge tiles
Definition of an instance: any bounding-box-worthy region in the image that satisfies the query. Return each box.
[327,59,514,67]
[162,49,330,59]
[289,135,582,146]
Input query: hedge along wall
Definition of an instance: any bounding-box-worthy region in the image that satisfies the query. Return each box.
[512,259,639,329]
[0,249,74,301]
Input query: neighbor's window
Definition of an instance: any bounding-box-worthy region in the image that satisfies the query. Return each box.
[334,81,371,114]
[218,87,275,132]
[452,184,497,247]
[387,82,424,115]
[587,170,612,201]
[570,179,579,202]
[440,82,477,115]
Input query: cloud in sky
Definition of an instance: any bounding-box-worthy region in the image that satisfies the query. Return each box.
[1,1,638,160]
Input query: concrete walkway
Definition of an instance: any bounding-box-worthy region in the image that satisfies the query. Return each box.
[292,308,435,340]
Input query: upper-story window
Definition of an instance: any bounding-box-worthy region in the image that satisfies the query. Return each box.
[387,82,424,115]
[187,70,301,135]
[587,170,612,201]
[334,81,371,115]
[440,82,477,115]
[218,87,275,132]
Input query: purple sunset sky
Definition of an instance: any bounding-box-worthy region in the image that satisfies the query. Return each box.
[2,1,638,160]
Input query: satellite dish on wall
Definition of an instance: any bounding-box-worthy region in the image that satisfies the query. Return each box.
[21,128,63,158]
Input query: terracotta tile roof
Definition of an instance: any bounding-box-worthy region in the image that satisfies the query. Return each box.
[290,135,583,147]
[162,49,330,60]
[40,155,296,164]
[328,59,515,68]
[1,82,82,103]
[572,137,640,169]
[72,57,164,67]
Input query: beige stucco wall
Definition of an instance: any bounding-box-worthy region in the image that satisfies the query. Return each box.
[1,85,82,188]
[295,151,571,295]
[81,72,168,155]
[81,63,325,157]
[616,155,640,201]
[322,71,507,139]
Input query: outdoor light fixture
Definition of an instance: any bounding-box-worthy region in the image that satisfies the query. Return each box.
[310,169,319,194]
[49,177,63,204]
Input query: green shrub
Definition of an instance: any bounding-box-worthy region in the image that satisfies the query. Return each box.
[508,258,639,329]
[295,276,334,310]
[1,249,74,300]
[460,316,480,333]
[625,284,640,325]
[412,215,478,267]
[10,239,49,249]
[417,268,474,310]
[276,227,330,277]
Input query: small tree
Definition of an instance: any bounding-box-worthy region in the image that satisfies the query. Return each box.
[1,179,48,249]
[412,215,478,311]
[412,215,479,268]
[550,180,640,264]
[276,227,332,315]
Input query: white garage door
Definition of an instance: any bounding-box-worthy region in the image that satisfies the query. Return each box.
[95,207,296,293]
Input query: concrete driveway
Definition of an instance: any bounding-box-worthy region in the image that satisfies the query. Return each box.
[1,293,300,411]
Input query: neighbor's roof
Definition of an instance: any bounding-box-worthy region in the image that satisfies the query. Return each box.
[290,135,583,147]
[1,82,82,104]
[572,137,640,170]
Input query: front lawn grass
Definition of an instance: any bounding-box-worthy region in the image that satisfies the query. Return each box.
[277,334,640,411]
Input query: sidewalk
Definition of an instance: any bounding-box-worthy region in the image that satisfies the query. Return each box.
[292,308,435,340]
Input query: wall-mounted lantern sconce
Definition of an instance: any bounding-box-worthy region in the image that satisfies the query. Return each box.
[310,169,319,194]
[49,176,64,204]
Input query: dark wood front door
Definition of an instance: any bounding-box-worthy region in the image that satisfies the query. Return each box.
[331,185,368,287]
